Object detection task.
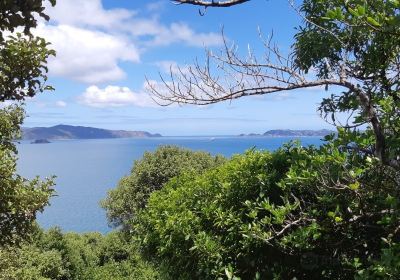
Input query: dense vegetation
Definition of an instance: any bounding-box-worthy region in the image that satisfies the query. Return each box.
[5,138,398,279]
[0,146,225,279]
[136,141,400,279]
[120,1,400,279]
[101,145,225,231]
[0,0,55,246]
[0,106,54,246]
[0,227,159,280]
[1,0,399,279]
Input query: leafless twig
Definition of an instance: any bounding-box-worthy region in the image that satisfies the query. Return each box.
[172,0,250,7]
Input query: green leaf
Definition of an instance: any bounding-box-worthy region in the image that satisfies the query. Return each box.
[349,181,360,190]
[326,10,336,19]
[348,7,359,17]
[334,216,343,223]
[225,267,233,279]
[327,211,335,218]
[366,16,381,27]
[356,5,366,16]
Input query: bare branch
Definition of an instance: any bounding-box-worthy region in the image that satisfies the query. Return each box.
[250,217,316,245]
[172,0,250,7]
[147,32,353,106]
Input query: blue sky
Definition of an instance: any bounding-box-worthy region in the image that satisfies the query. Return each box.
[23,0,333,136]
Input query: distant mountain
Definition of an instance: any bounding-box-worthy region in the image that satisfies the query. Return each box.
[240,129,334,137]
[22,125,162,140]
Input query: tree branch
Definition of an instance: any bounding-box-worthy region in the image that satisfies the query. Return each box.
[147,33,351,106]
[172,0,250,7]
[147,27,389,163]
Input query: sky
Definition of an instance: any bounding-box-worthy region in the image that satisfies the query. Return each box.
[22,0,334,136]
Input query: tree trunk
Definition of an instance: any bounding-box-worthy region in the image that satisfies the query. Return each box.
[357,90,386,163]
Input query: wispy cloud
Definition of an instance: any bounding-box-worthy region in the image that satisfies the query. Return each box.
[55,101,67,108]
[251,92,297,102]
[155,60,192,75]
[93,116,267,124]
[146,1,166,13]
[22,97,68,109]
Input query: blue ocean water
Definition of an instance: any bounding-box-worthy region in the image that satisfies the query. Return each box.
[17,137,322,233]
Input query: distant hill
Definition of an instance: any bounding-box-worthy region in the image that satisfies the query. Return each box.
[22,125,162,140]
[240,129,334,137]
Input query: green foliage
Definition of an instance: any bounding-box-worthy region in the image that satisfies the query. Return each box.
[0,243,66,280]
[135,142,400,279]
[102,145,225,230]
[0,0,55,246]
[0,0,56,101]
[355,242,400,279]
[135,149,288,279]
[0,106,54,246]
[2,1,398,279]
[0,34,55,101]
[295,0,400,76]
[0,227,160,280]
[294,0,400,165]
[0,104,24,151]
[0,0,56,40]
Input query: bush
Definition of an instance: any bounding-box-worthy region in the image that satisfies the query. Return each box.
[135,143,400,279]
[0,230,66,280]
[101,145,225,231]
[0,105,54,246]
[0,228,160,280]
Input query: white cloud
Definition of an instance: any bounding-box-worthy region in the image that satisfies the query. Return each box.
[25,98,68,108]
[269,92,296,101]
[79,85,155,108]
[146,1,166,12]
[45,0,222,48]
[136,22,223,47]
[44,0,134,30]
[55,101,67,107]
[35,24,140,84]
[35,0,223,84]
[144,79,174,95]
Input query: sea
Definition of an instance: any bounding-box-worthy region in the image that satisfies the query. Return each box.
[17,136,322,233]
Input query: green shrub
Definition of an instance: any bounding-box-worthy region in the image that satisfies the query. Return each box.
[0,228,160,280]
[0,106,54,246]
[0,237,66,280]
[135,143,400,279]
[101,145,225,231]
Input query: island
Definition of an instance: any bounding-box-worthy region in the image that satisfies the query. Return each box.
[240,129,334,137]
[31,139,51,144]
[22,125,162,140]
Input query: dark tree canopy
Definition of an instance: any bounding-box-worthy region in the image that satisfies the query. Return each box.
[0,0,56,40]
[0,0,56,101]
